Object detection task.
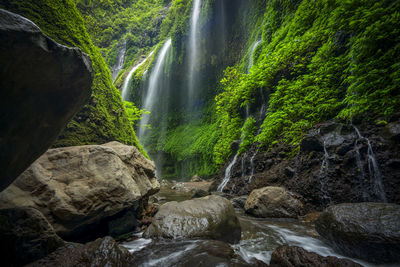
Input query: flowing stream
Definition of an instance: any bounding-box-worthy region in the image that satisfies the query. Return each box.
[121,50,155,101]
[111,40,126,81]
[138,39,172,139]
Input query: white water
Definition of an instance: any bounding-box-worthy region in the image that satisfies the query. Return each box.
[353,125,387,202]
[248,40,261,71]
[319,140,332,204]
[138,39,172,139]
[187,0,202,107]
[121,50,155,101]
[111,40,126,81]
[248,151,257,183]
[218,154,238,192]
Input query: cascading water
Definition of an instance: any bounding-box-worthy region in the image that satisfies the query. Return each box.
[121,50,155,101]
[319,140,332,204]
[138,39,172,140]
[218,154,238,192]
[187,0,202,108]
[111,40,126,81]
[352,125,387,202]
[248,151,257,183]
[248,40,261,72]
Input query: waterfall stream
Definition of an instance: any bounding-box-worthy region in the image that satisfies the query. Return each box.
[187,0,202,108]
[138,39,172,139]
[218,154,238,192]
[121,50,155,101]
[248,40,261,72]
[111,40,126,81]
[319,140,332,204]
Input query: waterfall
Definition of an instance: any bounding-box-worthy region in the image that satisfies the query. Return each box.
[241,152,247,178]
[138,39,172,139]
[111,40,126,81]
[218,154,238,192]
[248,151,256,183]
[352,125,387,202]
[319,140,332,204]
[187,0,202,108]
[121,50,155,101]
[248,40,261,72]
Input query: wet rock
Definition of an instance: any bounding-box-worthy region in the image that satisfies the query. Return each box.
[0,207,65,266]
[231,195,248,209]
[284,167,295,178]
[144,195,241,243]
[315,203,400,263]
[107,211,137,238]
[28,236,132,267]
[270,245,362,267]
[0,9,93,192]
[191,189,210,199]
[245,187,304,218]
[0,141,160,242]
[387,122,400,141]
[300,134,323,152]
[190,175,202,182]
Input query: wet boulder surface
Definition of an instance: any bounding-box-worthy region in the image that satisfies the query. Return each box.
[315,203,400,263]
[144,195,241,244]
[0,207,65,266]
[0,9,93,192]
[0,141,160,242]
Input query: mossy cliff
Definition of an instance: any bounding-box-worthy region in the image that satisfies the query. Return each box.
[0,0,147,156]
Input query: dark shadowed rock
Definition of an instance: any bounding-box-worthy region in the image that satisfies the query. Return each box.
[231,195,248,209]
[315,203,400,263]
[144,195,241,243]
[0,9,93,192]
[0,207,65,266]
[300,134,324,152]
[245,187,304,218]
[0,142,159,242]
[27,236,132,267]
[270,245,362,267]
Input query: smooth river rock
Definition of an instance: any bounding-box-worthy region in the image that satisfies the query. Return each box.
[245,187,304,218]
[0,141,160,241]
[270,245,362,267]
[315,203,400,263]
[144,195,241,243]
[0,9,93,192]
[0,207,65,266]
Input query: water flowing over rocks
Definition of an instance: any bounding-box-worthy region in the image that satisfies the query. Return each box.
[0,9,93,192]
[0,207,65,266]
[27,236,132,267]
[315,203,400,263]
[213,119,400,210]
[270,245,362,267]
[245,187,304,219]
[144,195,241,243]
[0,141,159,242]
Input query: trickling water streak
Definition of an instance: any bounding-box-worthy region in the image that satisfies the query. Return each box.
[138,39,172,139]
[248,40,261,72]
[187,0,202,108]
[352,125,387,202]
[241,153,247,178]
[248,151,257,183]
[355,147,369,201]
[218,154,238,192]
[121,50,155,101]
[112,40,126,81]
[319,140,332,204]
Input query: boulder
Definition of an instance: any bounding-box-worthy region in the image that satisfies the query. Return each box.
[245,187,304,218]
[0,207,65,266]
[0,9,93,192]
[191,188,210,199]
[144,195,241,243]
[315,203,400,263]
[270,245,362,267]
[231,195,248,209]
[0,142,160,241]
[190,175,202,182]
[27,236,132,267]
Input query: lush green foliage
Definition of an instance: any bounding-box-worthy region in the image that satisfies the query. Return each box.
[215,0,400,163]
[0,0,147,156]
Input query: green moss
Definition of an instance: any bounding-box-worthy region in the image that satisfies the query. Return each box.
[0,0,147,157]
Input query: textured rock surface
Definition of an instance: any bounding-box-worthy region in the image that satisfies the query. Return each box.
[28,236,132,267]
[0,9,93,192]
[0,207,65,266]
[212,118,400,210]
[0,142,159,241]
[144,195,241,243]
[245,187,304,218]
[315,203,400,263]
[270,245,362,267]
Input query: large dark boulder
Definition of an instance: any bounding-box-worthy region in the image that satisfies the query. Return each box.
[27,236,132,267]
[315,203,400,263]
[0,9,93,192]
[144,195,241,244]
[270,245,362,267]
[0,207,65,266]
